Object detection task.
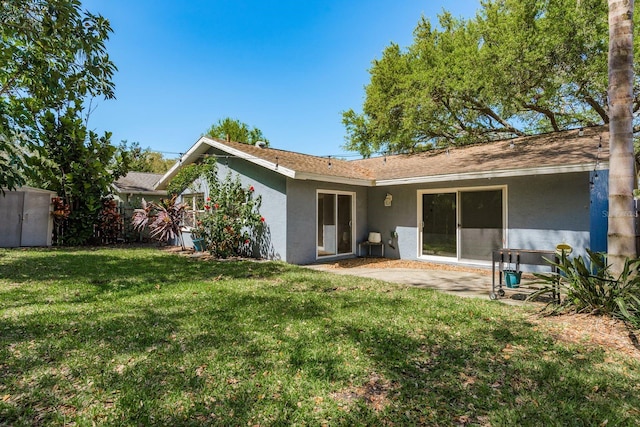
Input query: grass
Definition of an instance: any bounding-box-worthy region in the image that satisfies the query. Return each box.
[0,247,639,426]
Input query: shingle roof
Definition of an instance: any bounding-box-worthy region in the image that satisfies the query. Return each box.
[113,172,167,195]
[354,126,608,183]
[155,126,608,189]
[207,138,376,181]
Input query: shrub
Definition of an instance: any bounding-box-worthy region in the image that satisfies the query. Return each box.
[131,195,189,247]
[532,250,640,327]
[166,163,204,196]
[96,198,123,244]
[193,170,263,258]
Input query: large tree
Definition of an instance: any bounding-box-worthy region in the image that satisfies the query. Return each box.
[0,0,116,190]
[343,0,638,156]
[206,117,270,146]
[2,0,124,245]
[117,141,176,174]
[607,0,636,270]
[27,104,128,245]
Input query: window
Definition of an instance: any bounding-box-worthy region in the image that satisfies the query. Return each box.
[182,193,204,228]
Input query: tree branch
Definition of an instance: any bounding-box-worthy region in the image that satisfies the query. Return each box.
[442,97,469,132]
[0,72,22,98]
[582,94,609,123]
[521,103,560,131]
[466,97,526,136]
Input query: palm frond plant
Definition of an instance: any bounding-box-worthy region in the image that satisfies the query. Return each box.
[131,195,190,248]
[531,249,640,327]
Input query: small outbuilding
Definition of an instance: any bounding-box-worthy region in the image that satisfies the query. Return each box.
[0,186,56,247]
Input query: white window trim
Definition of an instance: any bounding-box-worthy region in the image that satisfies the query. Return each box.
[181,193,205,228]
[315,189,357,260]
[417,185,508,265]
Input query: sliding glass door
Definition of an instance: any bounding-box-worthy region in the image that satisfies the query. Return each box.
[420,188,504,262]
[421,193,457,257]
[459,189,503,260]
[317,191,354,258]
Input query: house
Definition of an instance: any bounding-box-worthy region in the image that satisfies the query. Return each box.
[112,172,167,207]
[111,172,169,242]
[154,126,609,266]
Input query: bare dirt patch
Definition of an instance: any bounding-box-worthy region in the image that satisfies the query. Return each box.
[160,246,268,263]
[330,372,398,412]
[317,257,493,275]
[530,313,640,361]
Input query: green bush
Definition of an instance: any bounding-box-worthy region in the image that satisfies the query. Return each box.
[532,250,640,326]
[194,169,263,258]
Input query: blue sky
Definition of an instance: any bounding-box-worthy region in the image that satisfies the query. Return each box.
[82,1,480,159]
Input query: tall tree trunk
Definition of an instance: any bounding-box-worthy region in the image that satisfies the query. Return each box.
[607,0,636,273]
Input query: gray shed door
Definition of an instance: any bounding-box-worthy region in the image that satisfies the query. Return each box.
[0,191,25,247]
[22,192,52,246]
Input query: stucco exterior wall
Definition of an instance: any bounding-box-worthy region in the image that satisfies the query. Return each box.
[366,172,592,263]
[181,149,288,260]
[507,172,590,258]
[285,179,368,265]
[217,156,288,261]
[366,184,419,261]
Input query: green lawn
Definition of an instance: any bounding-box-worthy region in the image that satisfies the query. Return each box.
[1,247,638,426]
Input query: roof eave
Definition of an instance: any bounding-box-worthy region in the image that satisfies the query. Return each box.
[115,190,167,196]
[375,162,608,186]
[295,172,375,187]
[140,190,168,196]
[154,137,217,190]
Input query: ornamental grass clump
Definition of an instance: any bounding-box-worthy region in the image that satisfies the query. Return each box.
[532,249,640,327]
[194,170,263,258]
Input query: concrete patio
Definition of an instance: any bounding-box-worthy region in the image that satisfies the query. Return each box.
[304,261,544,306]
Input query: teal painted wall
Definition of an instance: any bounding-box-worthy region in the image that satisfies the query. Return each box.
[589,169,608,253]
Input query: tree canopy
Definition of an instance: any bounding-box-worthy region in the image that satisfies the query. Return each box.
[117,141,176,174]
[343,0,639,156]
[206,117,270,146]
[2,0,127,245]
[27,104,127,244]
[0,0,117,190]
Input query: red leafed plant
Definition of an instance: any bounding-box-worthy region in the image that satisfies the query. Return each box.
[97,198,123,244]
[51,197,71,220]
[131,195,190,247]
